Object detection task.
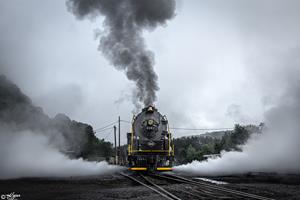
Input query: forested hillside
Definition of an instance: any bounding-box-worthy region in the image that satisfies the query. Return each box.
[0,75,113,160]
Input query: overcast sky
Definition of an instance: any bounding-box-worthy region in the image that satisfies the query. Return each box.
[1,0,299,143]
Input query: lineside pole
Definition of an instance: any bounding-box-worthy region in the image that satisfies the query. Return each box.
[114,125,117,165]
[118,116,121,165]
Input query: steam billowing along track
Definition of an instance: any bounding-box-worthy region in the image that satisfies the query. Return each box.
[121,172,275,200]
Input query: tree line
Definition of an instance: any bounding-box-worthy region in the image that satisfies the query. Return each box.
[173,124,264,164]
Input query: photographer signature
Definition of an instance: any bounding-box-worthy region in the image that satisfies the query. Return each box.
[1,192,21,200]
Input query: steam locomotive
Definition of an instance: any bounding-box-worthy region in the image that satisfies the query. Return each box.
[127,106,174,172]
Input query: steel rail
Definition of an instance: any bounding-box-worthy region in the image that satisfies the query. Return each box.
[120,172,180,200]
[152,174,232,199]
[169,188,209,200]
[139,174,182,200]
[164,174,275,200]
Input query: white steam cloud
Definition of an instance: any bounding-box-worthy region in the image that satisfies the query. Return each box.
[175,83,300,175]
[0,129,122,179]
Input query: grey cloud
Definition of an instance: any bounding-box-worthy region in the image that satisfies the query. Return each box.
[34,84,85,117]
[226,104,252,125]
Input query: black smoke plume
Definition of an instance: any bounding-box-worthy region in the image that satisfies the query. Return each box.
[66,0,176,109]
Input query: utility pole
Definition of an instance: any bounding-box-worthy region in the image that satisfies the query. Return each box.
[114,125,117,165]
[118,116,121,165]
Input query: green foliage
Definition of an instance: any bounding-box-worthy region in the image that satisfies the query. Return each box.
[80,125,114,159]
[174,124,254,164]
[174,135,217,164]
[230,124,250,150]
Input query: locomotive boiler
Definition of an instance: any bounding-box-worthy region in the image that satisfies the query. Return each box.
[127,106,174,171]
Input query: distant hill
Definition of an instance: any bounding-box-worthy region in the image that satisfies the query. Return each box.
[198,131,229,139]
[179,130,231,140]
[0,75,113,159]
[187,124,263,140]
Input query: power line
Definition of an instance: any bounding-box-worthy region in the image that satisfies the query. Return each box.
[119,118,233,131]
[103,128,114,140]
[170,127,233,131]
[120,120,131,124]
[94,121,118,132]
[120,119,233,131]
[97,117,235,134]
[94,127,114,134]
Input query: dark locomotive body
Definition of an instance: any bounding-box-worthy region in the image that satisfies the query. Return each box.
[127,106,174,171]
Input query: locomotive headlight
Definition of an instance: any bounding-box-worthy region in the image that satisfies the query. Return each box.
[165,160,170,166]
[148,119,154,125]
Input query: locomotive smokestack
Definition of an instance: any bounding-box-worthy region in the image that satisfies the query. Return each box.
[66,0,176,109]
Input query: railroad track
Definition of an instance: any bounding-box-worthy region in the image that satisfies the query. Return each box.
[121,172,276,200]
[120,172,181,200]
[154,173,275,200]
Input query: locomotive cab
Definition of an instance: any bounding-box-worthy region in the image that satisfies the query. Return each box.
[127,106,174,172]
